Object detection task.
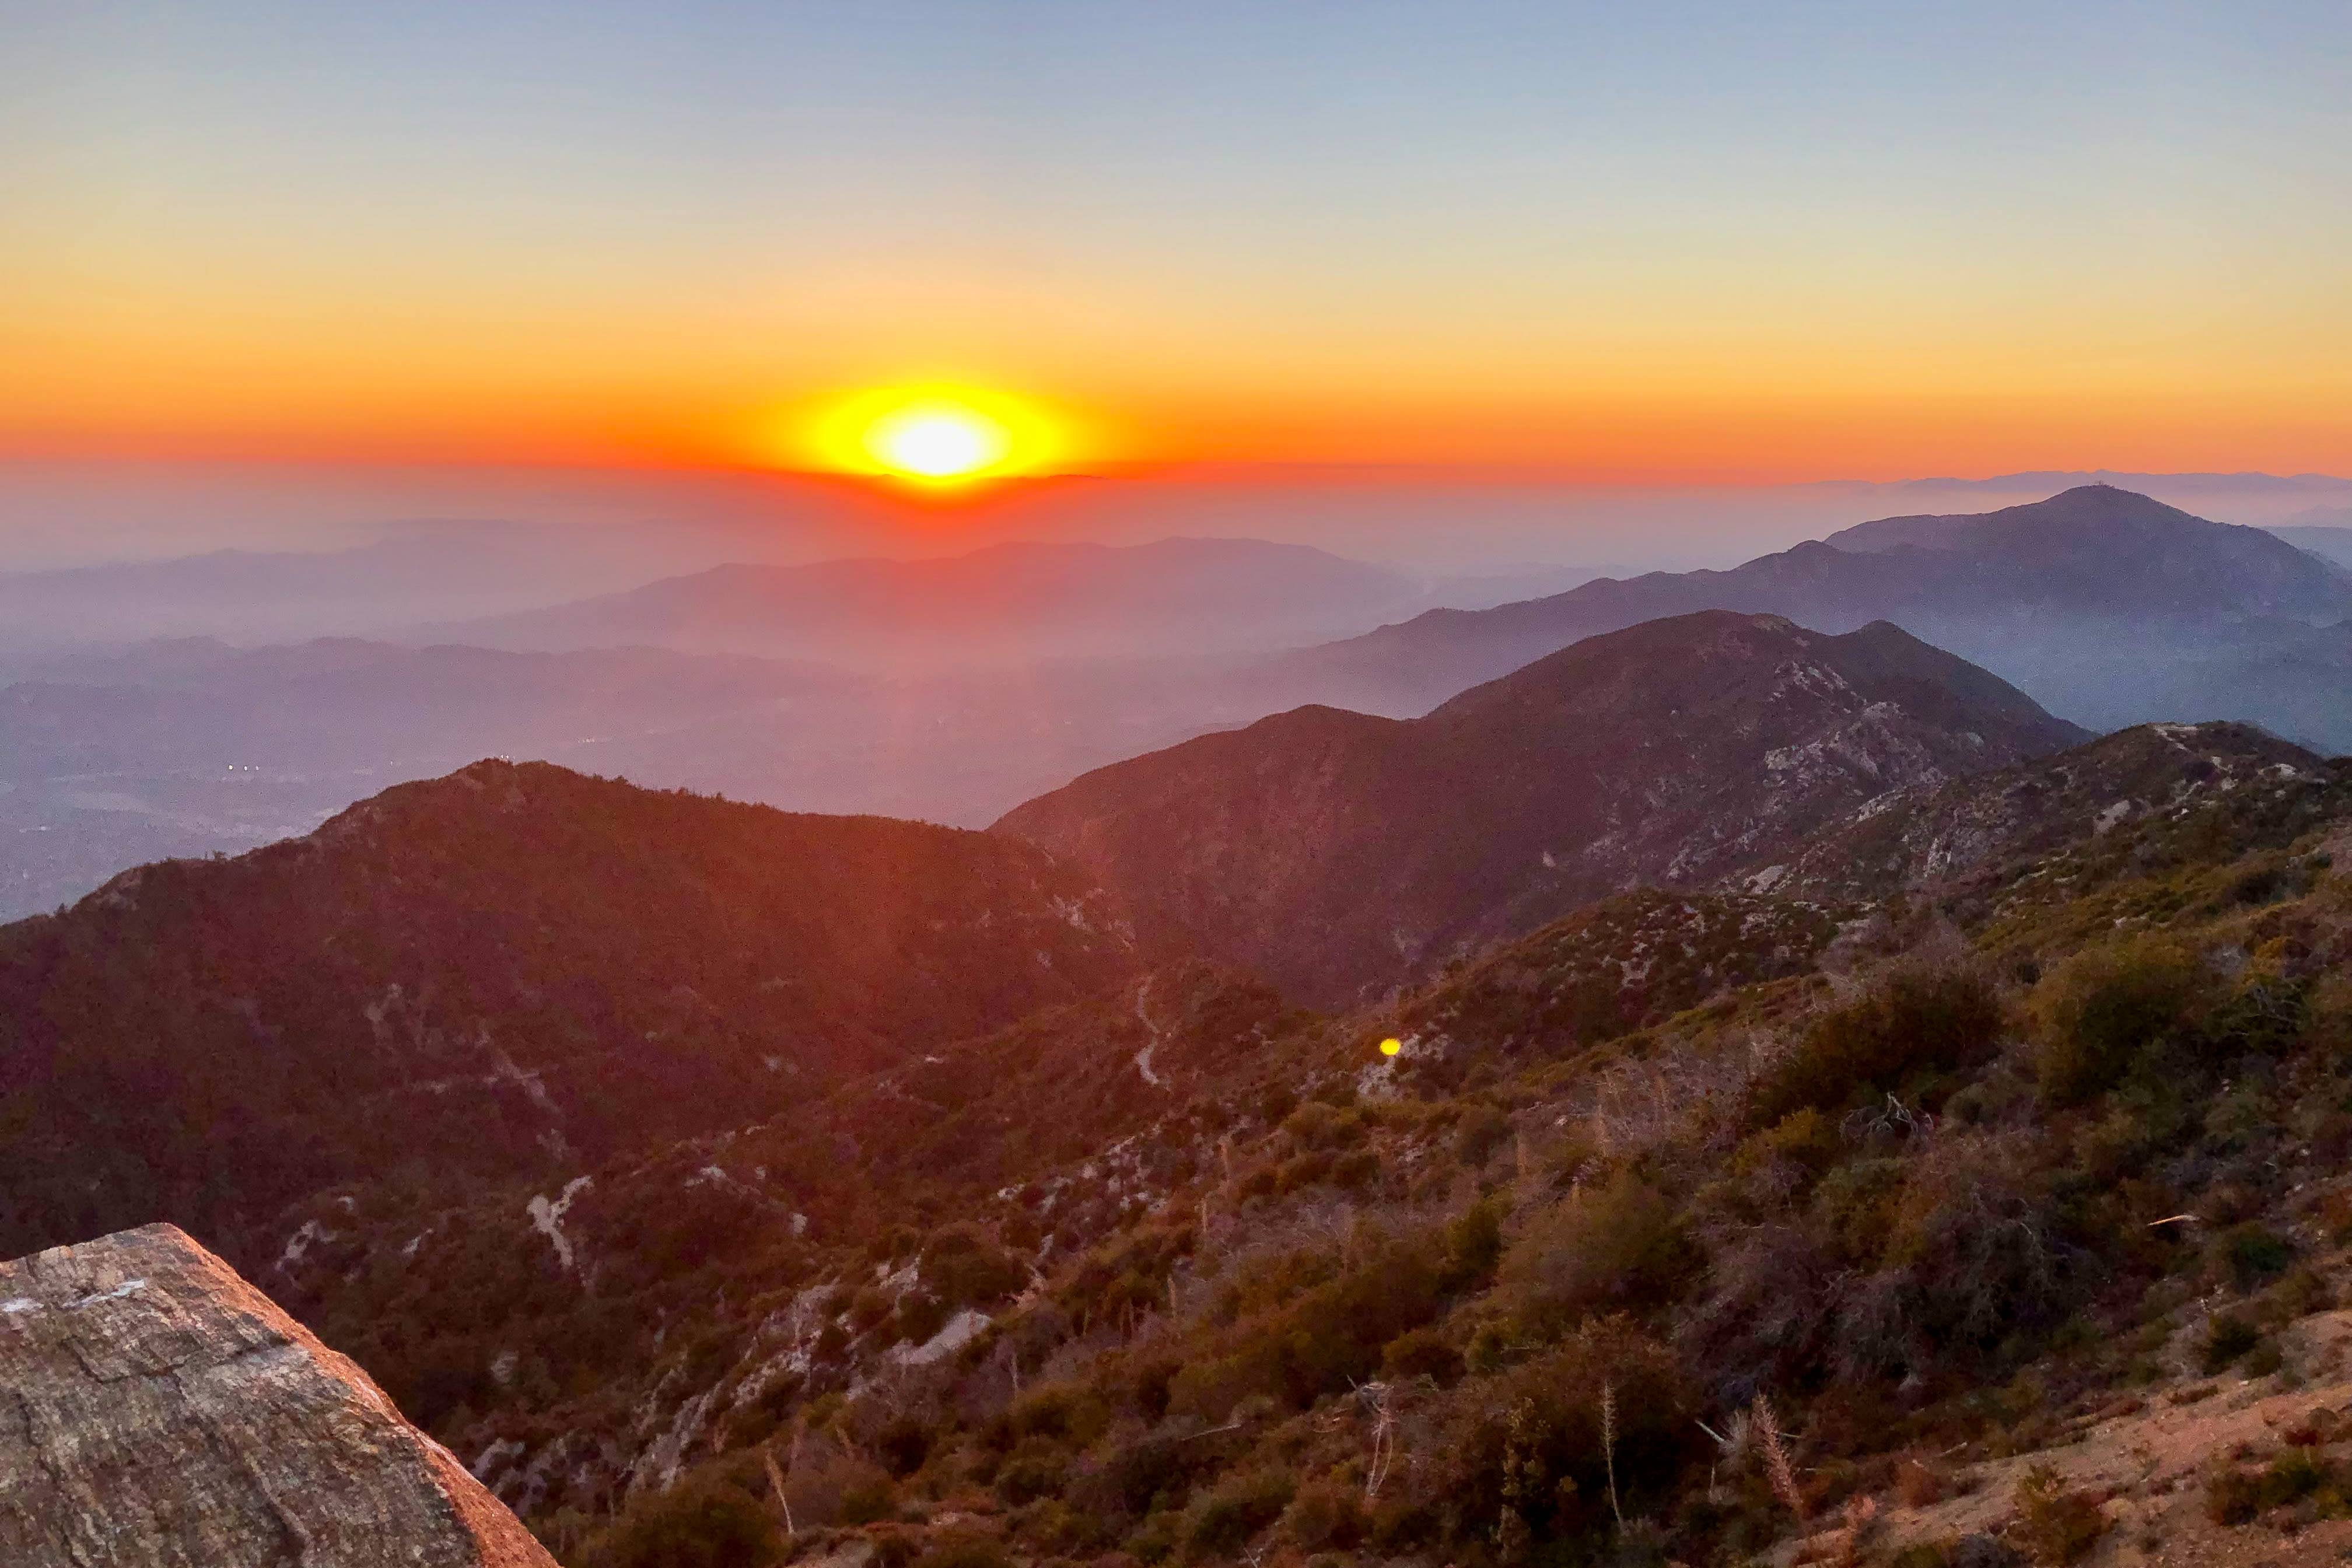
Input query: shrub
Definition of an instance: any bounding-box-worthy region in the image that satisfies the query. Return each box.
[1182,1468,1295,1559]
[1382,1324,1466,1384]
[782,1451,895,1529]
[1457,1105,1513,1167]
[874,1414,934,1479]
[2197,1451,2336,1527]
[1124,1511,1182,1565]
[1951,1533,2024,1568]
[2011,1465,2106,1566]
[1167,1234,1446,1421]
[2202,1313,2261,1372]
[1090,1431,1218,1520]
[922,1224,1028,1308]
[911,1533,1016,1568]
[2254,1447,2333,1511]
[1283,1100,1357,1151]
[839,1469,897,1525]
[1129,1357,1180,1422]
[1732,1107,1843,1188]
[995,1441,1069,1507]
[897,1291,951,1346]
[1006,1381,1110,1447]
[2034,939,2206,1105]
[1751,963,2003,1125]
[1495,1176,1701,1338]
[1280,1479,1368,1551]
[581,1470,782,1568]
[2203,976,2311,1059]
[2205,1465,2260,1526]
[1442,1197,1506,1290]
[1896,1458,1951,1507]
[866,1527,925,1568]
[1276,1150,1335,1194]
[1440,1318,1694,1552]
[2222,1223,2294,1289]
[1887,1544,1952,1568]
[1854,1135,2084,1371]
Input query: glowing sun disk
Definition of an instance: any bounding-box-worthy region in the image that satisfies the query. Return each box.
[862,399,1012,482]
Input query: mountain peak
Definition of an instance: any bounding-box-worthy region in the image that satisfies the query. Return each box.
[0,762,1139,1257]
[1823,482,2239,554]
[1272,485,2352,746]
[1001,610,2082,1002]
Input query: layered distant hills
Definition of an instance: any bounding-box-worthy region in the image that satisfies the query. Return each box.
[426,537,1440,669]
[0,538,1586,919]
[2274,521,2352,568]
[1272,485,2352,749]
[5,485,2348,928]
[0,520,660,652]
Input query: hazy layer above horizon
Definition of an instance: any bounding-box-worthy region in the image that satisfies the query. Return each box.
[4,460,2348,582]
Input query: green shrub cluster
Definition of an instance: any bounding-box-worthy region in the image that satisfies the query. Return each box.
[1750,963,2003,1125]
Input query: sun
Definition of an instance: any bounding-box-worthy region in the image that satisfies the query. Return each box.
[788,383,1074,488]
[862,398,1012,483]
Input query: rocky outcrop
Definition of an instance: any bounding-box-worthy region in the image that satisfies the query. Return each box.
[1770,720,2345,912]
[0,1223,555,1567]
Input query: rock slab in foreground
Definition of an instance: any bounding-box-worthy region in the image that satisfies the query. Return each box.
[0,1222,555,1567]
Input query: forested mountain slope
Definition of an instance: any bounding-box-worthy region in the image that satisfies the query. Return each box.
[0,760,1138,1262]
[239,720,2352,1568]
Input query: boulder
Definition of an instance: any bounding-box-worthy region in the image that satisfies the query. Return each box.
[0,1222,555,1567]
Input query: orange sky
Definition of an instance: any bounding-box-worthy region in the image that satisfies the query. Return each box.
[5,3,2347,483]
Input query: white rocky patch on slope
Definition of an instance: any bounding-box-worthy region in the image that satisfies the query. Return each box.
[526,1176,593,1277]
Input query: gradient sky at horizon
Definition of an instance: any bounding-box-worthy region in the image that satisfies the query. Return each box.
[4,0,2348,479]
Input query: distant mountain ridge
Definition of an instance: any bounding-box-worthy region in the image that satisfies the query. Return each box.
[1818,487,2348,609]
[0,521,657,653]
[1264,485,2352,748]
[428,536,1432,670]
[1815,468,2352,498]
[2272,522,2352,569]
[998,610,2087,1003]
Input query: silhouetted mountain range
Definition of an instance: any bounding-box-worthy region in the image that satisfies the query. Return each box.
[1267,486,2352,748]
[428,537,1436,670]
[9,487,2347,931]
[0,521,659,653]
[998,610,2086,1003]
[2273,522,2352,568]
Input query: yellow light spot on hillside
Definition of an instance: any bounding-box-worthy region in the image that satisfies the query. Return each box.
[1379,1038,1403,1056]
